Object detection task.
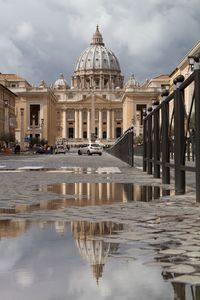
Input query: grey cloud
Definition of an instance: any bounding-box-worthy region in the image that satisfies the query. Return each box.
[0,0,200,85]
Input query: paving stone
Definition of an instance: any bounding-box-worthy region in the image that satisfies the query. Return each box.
[171,275,200,285]
[184,252,200,258]
[159,249,186,255]
[164,264,196,274]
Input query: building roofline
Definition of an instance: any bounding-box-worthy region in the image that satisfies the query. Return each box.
[0,73,32,87]
[169,40,200,77]
[0,83,18,97]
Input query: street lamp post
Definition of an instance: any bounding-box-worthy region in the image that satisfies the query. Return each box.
[4,99,9,133]
[41,118,44,141]
[32,114,36,142]
[20,108,24,150]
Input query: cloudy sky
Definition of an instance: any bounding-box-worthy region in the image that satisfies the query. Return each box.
[0,0,200,86]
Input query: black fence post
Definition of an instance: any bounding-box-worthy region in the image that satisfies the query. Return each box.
[161,90,170,184]
[147,107,153,175]
[106,126,135,166]
[128,127,134,167]
[143,110,147,172]
[152,100,160,178]
[174,74,185,195]
[194,53,200,202]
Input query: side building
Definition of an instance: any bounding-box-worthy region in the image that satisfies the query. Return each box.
[0,74,57,149]
[0,82,17,148]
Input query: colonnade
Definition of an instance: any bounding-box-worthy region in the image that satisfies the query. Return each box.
[62,109,118,140]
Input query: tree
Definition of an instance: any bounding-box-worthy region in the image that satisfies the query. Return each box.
[0,132,15,147]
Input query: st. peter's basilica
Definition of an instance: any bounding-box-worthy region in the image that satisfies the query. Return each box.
[0,26,198,148]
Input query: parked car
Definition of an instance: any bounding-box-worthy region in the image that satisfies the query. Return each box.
[54,145,67,154]
[78,143,103,156]
[34,144,45,154]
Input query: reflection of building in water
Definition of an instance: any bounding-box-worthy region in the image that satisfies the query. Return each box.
[0,219,60,239]
[0,184,171,220]
[71,221,123,284]
[55,221,66,235]
[172,282,200,300]
[0,220,30,238]
[40,182,170,207]
[40,182,128,207]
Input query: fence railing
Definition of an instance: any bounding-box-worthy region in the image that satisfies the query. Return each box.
[106,127,134,166]
[143,53,200,201]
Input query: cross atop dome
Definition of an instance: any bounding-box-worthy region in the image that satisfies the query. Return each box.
[90,25,104,46]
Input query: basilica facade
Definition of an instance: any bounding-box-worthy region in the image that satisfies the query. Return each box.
[53,26,124,142]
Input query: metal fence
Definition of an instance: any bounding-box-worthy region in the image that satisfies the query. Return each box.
[106,127,134,166]
[143,53,200,201]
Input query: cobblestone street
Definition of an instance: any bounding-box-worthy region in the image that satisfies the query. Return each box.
[1,151,200,299]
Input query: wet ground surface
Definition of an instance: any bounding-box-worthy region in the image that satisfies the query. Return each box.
[0,152,199,299]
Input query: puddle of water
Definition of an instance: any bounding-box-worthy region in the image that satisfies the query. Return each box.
[0,167,119,174]
[18,166,44,170]
[0,184,172,215]
[39,183,171,207]
[0,219,174,300]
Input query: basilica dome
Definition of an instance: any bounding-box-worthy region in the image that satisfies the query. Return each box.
[72,26,124,90]
[75,28,120,72]
[54,73,69,89]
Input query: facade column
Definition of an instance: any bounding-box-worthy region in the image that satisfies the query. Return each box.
[100,76,103,89]
[111,110,115,139]
[107,183,111,201]
[87,110,91,140]
[75,110,79,139]
[61,183,67,195]
[107,109,111,139]
[99,183,102,201]
[79,110,83,139]
[78,183,83,199]
[87,183,91,200]
[63,110,67,139]
[98,110,102,139]
[91,92,95,140]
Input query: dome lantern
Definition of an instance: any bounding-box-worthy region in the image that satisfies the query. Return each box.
[90,25,104,46]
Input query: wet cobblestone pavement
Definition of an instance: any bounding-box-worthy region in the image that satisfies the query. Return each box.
[0,151,200,299]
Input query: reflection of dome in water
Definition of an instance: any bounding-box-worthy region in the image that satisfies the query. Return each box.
[55,221,66,235]
[71,221,122,284]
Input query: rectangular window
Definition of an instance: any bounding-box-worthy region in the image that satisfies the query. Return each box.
[30,104,40,126]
